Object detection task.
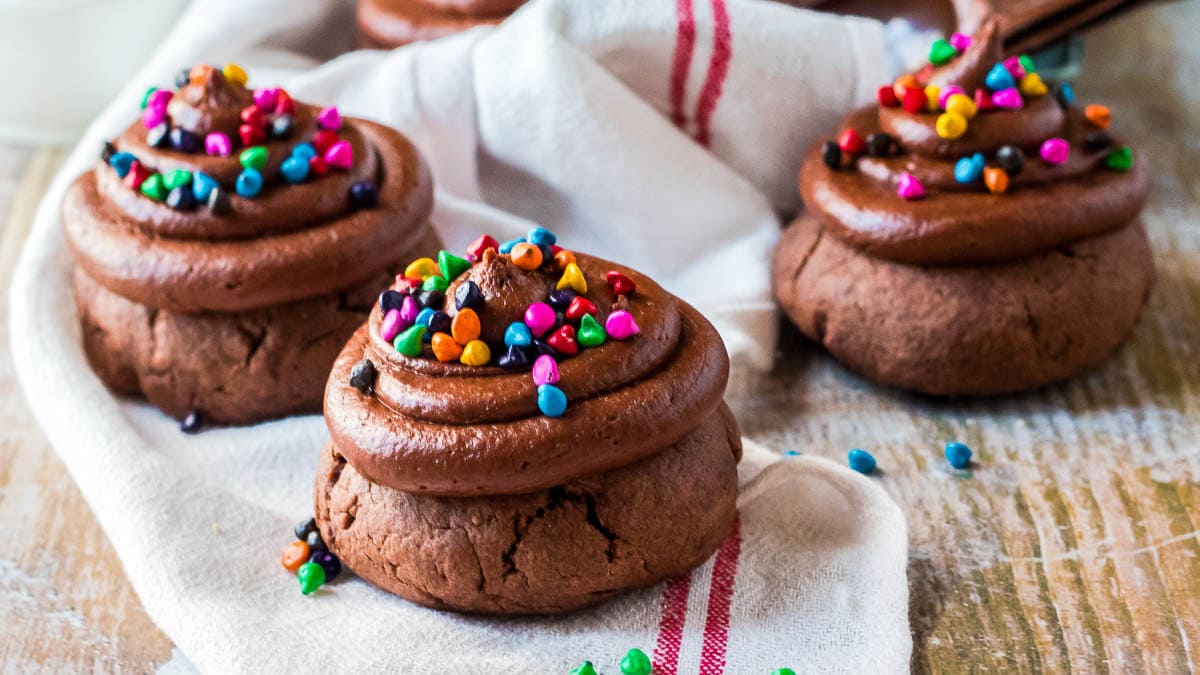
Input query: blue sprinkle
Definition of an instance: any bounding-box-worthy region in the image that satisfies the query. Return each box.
[848,449,877,475]
[537,384,568,417]
[291,143,317,161]
[527,227,557,246]
[280,156,310,184]
[235,168,263,198]
[191,171,218,202]
[415,307,435,328]
[783,450,801,457]
[954,153,985,184]
[1057,82,1075,105]
[504,322,533,348]
[108,152,136,178]
[985,63,1015,91]
[945,442,973,470]
[498,238,525,254]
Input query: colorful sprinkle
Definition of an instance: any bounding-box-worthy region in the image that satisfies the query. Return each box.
[974,88,994,112]
[901,87,926,114]
[1052,81,1075,107]
[438,250,471,281]
[837,129,866,155]
[498,238,524,254]
[325,140,354,169]
[451,308,481,344]
[309,550,342,582]
[577,314,606,348]
[848,449,876,475]
[238,123,266,147]
[605,270,636,296]
[821,140,841,169]
[498,345,530,369]
[1085,130,1114,153]
[1019,72,1047,97]
[866,132,893,157]
[532,354,560,386]
[537,384,568,417]
[948,32,971,51]
[146,123,169,148]
[239,146,268,171]
[281,540,309,573]
[165,186,196,211]
[985,63,1015,91]
[460,340,491,366]
[1104,146,1133,172]
[991,88,1023,109]
[553,249,577,271]
[510,242,544,270]
[877,85,899,108]
[605,310,640,340]
[431,332,464,362]
[556,263,587,294]
[954,153,985,184]
[935,112,968,140]
[222,63,248,87]
[297,561,325,595]
[937,85,964,110]
[405,258,438,280]
[996,145,1025,175]
[140,173,166,201]
[454,280,484,310]
[279,156,309,184]
[547,324,579,356]
[527,226,557,246]
[204,132,232,157]
[348,358,377,395]
[169,128,201,153]
[525,302,557,337]
[928,38,956,65]
[380,308,407,342]
[141,105,166,130]
[945,442,972,469]
[466,234,500,260]
[945,93,977,119]
[619,649,652,675]
[505,322,533,347]
[316,106,342,131]
[236,169,263,198]
[1085,104,1112,129]
[983,167,1009,194]
[1003,56,1026,80]
[923,85,940,112]
[1039,138,1070,165]
[565,296,598,321]
[896,172,925,200]
[394,324,426,356]
[180,409,204,434]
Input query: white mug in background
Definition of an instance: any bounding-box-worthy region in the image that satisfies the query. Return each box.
[0,0,188,146]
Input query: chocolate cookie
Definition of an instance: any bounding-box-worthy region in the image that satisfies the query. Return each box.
[773,215,1153,395]
[772,19,1152,395]
[316,410,739,614]
[64,64,440,425]
[357,0,525,48]
[316,231,741,613]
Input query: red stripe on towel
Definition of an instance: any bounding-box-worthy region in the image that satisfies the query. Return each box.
[699,516,742,674]
[693,0,731,146]
[670,0,697,128]
[652,575,692,675]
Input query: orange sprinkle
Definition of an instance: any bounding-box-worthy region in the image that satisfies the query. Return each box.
[281,540,309,573]
[431,332,463,362]
[451,308,481,345]
[984,167,1010,194]
[554,249,577,271]
[1085,104,1111,129]
[893,73,920,101]
[509,243,543,271]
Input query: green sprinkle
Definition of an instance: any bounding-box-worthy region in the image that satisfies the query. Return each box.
[140,86,158,109]
[577,313,606,348]
[239,145,268,171]
[929,39,957,66]
[438,250,471,281]
[569,662,597,675]
[1018,54,1036,74]
[140,173,166,201]
[422,275,449,292]
[163,169,192,191]
[619,648,652,675]
[394,324,427,357]
[297,561,325,595]
[1104,146,1133,172]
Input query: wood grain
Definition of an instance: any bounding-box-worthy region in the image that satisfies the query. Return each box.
[0,148,174,672]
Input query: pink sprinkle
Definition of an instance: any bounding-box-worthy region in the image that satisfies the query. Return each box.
[949,32,971,51]
[204,132,232,157]
[252,88,279,112]
[1040,138,1070,165]
[1003,56,1026,80]
[991,88,1024,109]
[380,309,407,342]
[399,295,420,324]
[974,88,994,111]
[531,354,560,386]
[524,302,556,337]
[938,85,965,110]
[897,172,925,200]
[324,140,353,169]
[141,105,166,130]
[146,89,174,111]
[317,106,342,132]
[605,311,640,341]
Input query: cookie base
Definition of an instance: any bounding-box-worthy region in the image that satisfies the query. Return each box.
[771,215,1154,395]
[72,223,440,425]
[315,409,740,615]
[357,0,520,48]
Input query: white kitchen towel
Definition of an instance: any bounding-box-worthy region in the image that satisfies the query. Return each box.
[9,0,909,672]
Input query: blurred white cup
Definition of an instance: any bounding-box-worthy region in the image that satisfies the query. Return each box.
[0,0,188,146]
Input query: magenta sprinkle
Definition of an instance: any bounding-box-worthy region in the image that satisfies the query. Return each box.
[141,105,166,130]
[204,132,233,157]
[531,354,560,386]
[991,88,1023,109]
[1002,56,1026,80]
[949,32,971,51]
[605,311,641,340]
[380,309,407,342]
[524,302,557,338]
[325,140,353,169]
[1039,138,1070,165]
[317,107,342,132]
[252,88,280,112]
[399,294,420,325]
[897,172,925,200]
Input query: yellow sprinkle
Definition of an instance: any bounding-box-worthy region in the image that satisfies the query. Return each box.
[945,93,977,119]
[404,257,438,280]
[222,63,248,87]
[556,262,587,294]
[460,340,491,367]
[935,112,968,140]
[924,85,940,112]
[1019,72,1047,97]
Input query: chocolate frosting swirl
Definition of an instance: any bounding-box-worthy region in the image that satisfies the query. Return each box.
[63,69,434,312]
[800,20,1150,266]
[324,253,734,497]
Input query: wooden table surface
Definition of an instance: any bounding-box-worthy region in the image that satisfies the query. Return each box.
[0,4,1196,672]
